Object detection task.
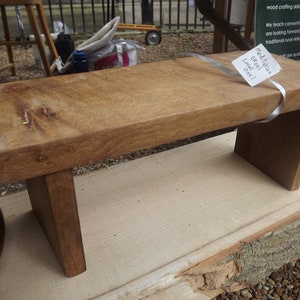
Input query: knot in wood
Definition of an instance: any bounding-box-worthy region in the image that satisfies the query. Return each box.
[37,155,48,162]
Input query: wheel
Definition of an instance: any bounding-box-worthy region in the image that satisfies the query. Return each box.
[145,30,161,46]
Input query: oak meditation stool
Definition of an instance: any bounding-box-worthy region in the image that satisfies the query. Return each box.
[0,52,299,277]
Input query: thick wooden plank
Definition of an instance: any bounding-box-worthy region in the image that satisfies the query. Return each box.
[0,53,299,183]
[26,169,86,276]
[235,110,300,191]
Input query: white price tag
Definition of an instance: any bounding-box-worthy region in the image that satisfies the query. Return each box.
[232,44,282,87]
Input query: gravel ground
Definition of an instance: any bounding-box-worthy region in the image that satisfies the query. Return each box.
[215,260,300,300]
[0,32,217,83]
[1,32,299,299]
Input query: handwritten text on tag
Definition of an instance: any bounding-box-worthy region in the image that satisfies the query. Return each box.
[232,44,282,87]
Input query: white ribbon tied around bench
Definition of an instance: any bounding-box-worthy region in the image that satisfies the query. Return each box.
[183,52,286,123]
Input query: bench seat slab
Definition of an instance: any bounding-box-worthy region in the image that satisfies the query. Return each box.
[26,169,86,277]
[235,110,300,191]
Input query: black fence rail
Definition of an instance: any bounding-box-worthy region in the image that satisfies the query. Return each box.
[0,0,214,38]
[46,0,215,33]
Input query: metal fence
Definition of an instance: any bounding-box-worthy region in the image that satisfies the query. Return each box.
[45,0,214,33]
[1,0,214,37]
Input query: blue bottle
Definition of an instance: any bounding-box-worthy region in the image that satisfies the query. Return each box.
[72,51,89,73]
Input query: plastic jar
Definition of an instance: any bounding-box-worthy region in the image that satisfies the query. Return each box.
[72,51,89,73]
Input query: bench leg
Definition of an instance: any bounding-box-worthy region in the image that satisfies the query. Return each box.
[26,169,86,277]
[234,110,300,191]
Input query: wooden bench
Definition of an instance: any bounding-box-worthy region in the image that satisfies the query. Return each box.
[0,52,299,277]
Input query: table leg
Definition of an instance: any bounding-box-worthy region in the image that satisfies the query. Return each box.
[235,110,300,191]
[26,169,86,277]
